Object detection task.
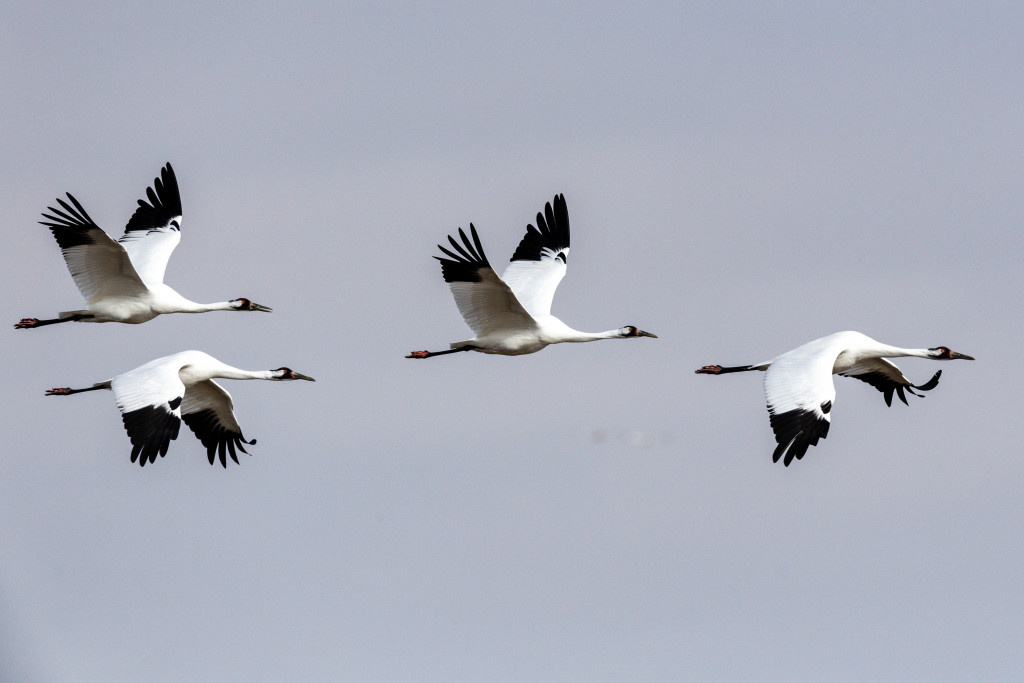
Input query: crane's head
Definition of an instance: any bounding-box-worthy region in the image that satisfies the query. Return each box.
[619,326,658,339]
[928,346,975,361]
[271,367,316,381]
[230,297,273,312]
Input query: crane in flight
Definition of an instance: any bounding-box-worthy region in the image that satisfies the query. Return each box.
[46,351,315,467]
[407,194,656,358]
[16,163,271,329]
[695,331,974,466]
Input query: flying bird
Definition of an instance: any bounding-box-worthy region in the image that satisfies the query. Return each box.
[695,331,974,466]
[45,351,315,467]
[406,194,656,358]
[15,163,272,329]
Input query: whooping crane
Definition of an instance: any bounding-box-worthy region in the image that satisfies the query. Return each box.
[406,194,656,358]
[695,331,974,466]
[46,351,315,467]
[15,163,272,329]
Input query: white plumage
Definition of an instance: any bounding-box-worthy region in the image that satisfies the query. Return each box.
[15,163,271,329]
[407,194,656,359]
[696,331,974,465]
[46,351,315,468]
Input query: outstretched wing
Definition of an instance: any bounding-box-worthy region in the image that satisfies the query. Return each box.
[501,194,570,318]
[839,358,941,407]
[39,194,148,304]
[181,379,255,468]
[118,163,182,285]
[434,224,535,337]
[763,349,839,466]
[110,357,186,466]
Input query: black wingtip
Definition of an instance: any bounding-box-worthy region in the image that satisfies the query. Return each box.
[769,407,830,466]
[122,403,181,468]
[125,163,183,234]
[435,223,490,283]
[510,194,571,263]
[914,370,942,392]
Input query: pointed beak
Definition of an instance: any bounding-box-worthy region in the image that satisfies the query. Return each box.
[951,351,975,360]
[638,330,658,338]
[292,373,316,381]
[250,302,273,312]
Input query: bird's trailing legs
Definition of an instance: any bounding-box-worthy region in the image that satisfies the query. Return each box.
[406,346,477,359]
[695,364,756,375]
[45,383,110,396]
[15,313,94,329]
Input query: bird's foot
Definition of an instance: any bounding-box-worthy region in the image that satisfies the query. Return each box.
[45,387,72,396]
[695,365,724,374]
[405,350,430,359]
[14,318,40,329]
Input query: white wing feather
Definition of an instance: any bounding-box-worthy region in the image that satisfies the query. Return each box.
[110,355,187,415]
[119,229,181,285]
[118,163,183,285]
[181,379,242,433]
[763,351,838,418]
[501,194,571,318]
[64,236,149,303]
[501,253,568,318]
[762,337,845,464]
[449,268,536,337]
[38,194,150,304]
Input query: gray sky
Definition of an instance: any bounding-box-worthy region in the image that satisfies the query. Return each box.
[2,2,1022,680]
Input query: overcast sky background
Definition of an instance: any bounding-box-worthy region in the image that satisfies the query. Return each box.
[1,2,1022,681]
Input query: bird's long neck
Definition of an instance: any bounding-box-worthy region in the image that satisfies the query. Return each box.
[213,367,277,381]
[181,300,236,313]
[859,343,933,360]
[149,286,233,314]
[182,363,276,383]
[561,328,625,343]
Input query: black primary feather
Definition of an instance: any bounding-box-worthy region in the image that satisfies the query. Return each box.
[39,194,103,249]
[124,162,182,235]
[182,409,256,468]
[510,193,570,263]
[845,370,942,407]
[434,224,491,283]
[121,402,182,466]
[768,406,831,466]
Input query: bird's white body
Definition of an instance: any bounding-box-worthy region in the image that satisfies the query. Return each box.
[697,330,974,466]
[18,163,270,329]
[453,314,631,356]
[409,194,655,359]
[47,350,314,467]
[62,284,244,324]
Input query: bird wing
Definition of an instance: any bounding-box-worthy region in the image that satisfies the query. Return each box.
[39,194,149,303]
[500,193,570,318]
[435,224,536,337]
[110,357,186,466]
[763,347,839,466]
[118,163,182,285]
[839,358,941,407]
[181,379,255,468]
